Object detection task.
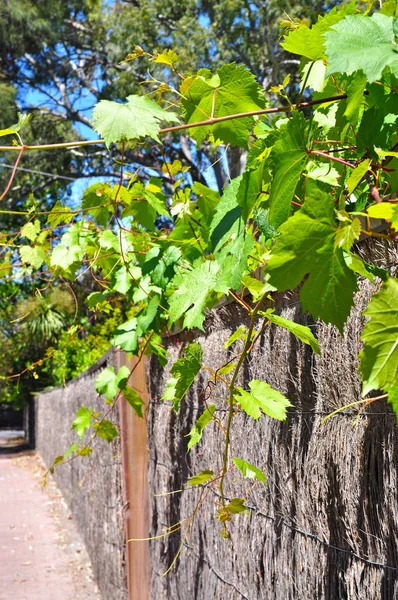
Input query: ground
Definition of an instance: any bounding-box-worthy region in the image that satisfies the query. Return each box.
[0,438,101,600]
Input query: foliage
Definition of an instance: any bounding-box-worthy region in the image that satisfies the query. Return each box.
[0,0,398,558]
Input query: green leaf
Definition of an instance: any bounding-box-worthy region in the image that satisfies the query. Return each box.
[21,220,40,241]
[233,458,266,484]
[168,260,228,330]
[282,4,356,60]
[367,202,398,231]
[236,379,292,421]
[92,95,179,148]
[161,342,203,410]
[242,275,275,302]
[47,201,75,228]
[209,176,244,252]
[187,404,216,451]
[359,277,398,395]
[344,73,367,124]
[123,386,145,418]
[236,164,267,222]
[268,112,308,229]
[267,187,358,331]
[19,245,46,269]
[262,309,320,354]
[346,159,371,194]
[334,214,361,252]
[187,469,214,486]
[181,63,266,147]
[63,443,79,458]
[72,406,93,439]
[224,325,248,349]
[193,182,220,227]
[305,160,339,187]
[94,419,119,443]
[77,447,92,457]
[153,49,178,66]
[82,183,112,226]
[225,497,249,514]
[95,366,130,400]
[325,14,398,83]
[0,112,31,137]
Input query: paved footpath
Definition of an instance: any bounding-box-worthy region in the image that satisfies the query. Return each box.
[0,449,101,600]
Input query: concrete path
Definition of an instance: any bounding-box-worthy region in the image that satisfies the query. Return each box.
[0,448,101,600]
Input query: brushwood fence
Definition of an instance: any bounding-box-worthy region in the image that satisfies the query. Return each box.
[35,238,398,600]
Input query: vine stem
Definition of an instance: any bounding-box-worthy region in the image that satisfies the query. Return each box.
[0,93,349,154]
[219,295,265,507]
[0,145,25,200]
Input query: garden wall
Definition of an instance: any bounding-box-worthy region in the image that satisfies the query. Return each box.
[146,239,398,600]
[35,350,128,600]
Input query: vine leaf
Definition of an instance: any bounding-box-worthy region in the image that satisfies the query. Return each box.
[367,202,398,231]
[325,14,398,82]
[123,387,145,418]
[236,379,292,421]
[168,260,228,330]
[261,309,320,354]
[359,277,398,396]
[95,366,130,400]
[92,95,179,148]
[161,342,203,411]
[93,420,119,443]
[72,406,94,439]
[281,3,356,60]
[346,159,371,194]
[233,458,267,484]
[187,404,216,451]
[187,470,214,486]
[268,112,308,229]
[181,63,266,147]
[19,245,46,269]
[47,201,75,228]
[267,187,358,331]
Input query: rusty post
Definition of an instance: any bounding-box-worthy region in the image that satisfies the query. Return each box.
[117,350,151,600]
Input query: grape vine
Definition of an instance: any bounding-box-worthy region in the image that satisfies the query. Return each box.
[1,1,398,548]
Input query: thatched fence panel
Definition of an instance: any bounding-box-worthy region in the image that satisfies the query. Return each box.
[146,240,398,600]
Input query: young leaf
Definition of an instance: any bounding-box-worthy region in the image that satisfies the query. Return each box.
[92,95,179,148]
[161,342,203,410]
[225,497,249,514]
[233,458,267,484]
[224,326,247,350]
[123,386,145,418]
[72,406,93,439]
[94,419,119,443]
[325,14,398,83]
[359,277,398,396]
[236,379,292,421]
[95,366,130,400]
[262,309,320,354]
[267,187,358,331]
[187,470,214,486]
[187,404,216,451]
